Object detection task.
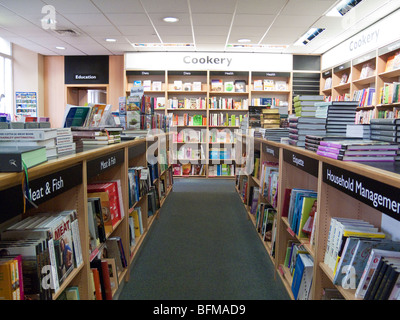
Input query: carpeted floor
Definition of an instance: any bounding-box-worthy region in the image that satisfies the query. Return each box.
[118,178,290,300]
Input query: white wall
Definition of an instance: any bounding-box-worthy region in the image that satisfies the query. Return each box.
[12,44,44,117]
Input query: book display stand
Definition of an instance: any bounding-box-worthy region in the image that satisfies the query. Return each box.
[236,133,400,300]
[0,135,172,300]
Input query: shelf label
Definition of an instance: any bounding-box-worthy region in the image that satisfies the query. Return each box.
[0,164,82,222]
[87,150,124,177]
[283,149,318,177]
[265,144,279,159]
[323,163,400,222]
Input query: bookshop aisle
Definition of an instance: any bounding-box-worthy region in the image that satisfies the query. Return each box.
[118,178,289,300]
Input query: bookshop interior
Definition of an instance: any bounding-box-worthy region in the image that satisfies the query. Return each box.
[2,0,400,304]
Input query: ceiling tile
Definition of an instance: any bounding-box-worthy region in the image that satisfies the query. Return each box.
[42,0,100,14]
[62,13,113,26]
[105,13,151,26]
[141,0,189,14]
[189,0,237,14]
[192,13,233,26]
[91,0,144,14]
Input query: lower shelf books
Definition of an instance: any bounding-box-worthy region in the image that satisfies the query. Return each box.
[291,253,314,300]
[255,203,277,243]
[129,207,144,249]
[286,188,317,240]
[356,248,400,299]
[0,210,83,300]
[208,164,234,177]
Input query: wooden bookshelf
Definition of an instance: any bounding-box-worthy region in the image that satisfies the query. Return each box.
[235,133,400,300]
[320,39,400,121]
[0,135,173,300]
[124,68,293,178]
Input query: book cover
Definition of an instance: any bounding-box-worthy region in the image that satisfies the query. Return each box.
[0,146,47,172]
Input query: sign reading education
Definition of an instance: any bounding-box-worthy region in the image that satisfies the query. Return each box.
[323,163,400,222]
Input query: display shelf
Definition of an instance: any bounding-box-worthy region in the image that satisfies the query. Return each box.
[0,136,173,300]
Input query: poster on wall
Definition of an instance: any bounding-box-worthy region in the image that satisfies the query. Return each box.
[15,91,37,118]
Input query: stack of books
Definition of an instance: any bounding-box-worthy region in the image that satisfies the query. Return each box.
[260,128,289,142]
[370,118,400,144]
[346,124,371,139]
[315,139,399,162]
[72,127,122,151]
[288,117,327,147]
[55,128,76,157]
[260,108,280,129]
[315,102,330,118]
[293,95,324,117]
[326,101,358,135]
[0,128,58,164]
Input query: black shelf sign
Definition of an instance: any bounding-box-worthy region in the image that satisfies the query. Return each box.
[0,164,83,222]
[283,149,318,177]
[265,144,279,159]
[323,163,400,222]
[87,150,124,178]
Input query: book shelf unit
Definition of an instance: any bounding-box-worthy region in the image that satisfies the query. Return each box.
[321,38,400,122]
[236,134,400,300]
[0,136,172,300]
[124,68,294,178]
[250,71,291,109]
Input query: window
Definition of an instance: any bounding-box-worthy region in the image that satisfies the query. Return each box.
[0,37,12,118]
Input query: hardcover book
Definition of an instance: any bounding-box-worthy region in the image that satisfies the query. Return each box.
[0,145,47,172]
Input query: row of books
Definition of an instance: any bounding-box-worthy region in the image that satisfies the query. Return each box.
[127,167,151,208]
[325,217,400,300]
[282,241,314,300]
[208,113,244,127]
[209,128,235,143]
[170,80,203,92]
[169,113,206,127]
[168,97,206,109]
[170,144,206,162]
[209,164,234,176]
[209,97,248,110]
[132,80,163,91]
[353,87,376,107]
[250,97,288,107]
[285,188,317,241]
[259,161,279,209]
[172,163,206,176]
[253,79,288,91]
[0,210,83,300]
[211,79,246,93]
[209,147,234,160]
[378,82,400,105]
[255,202,277,247]
[63,103,112,128]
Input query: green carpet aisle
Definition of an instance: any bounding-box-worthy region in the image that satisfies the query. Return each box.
[118,178,290,300]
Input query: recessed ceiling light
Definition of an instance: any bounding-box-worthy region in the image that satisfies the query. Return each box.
[55,46,65,50]
[105,38,116,42]
[163,17,179,23]
[238,39,251,43]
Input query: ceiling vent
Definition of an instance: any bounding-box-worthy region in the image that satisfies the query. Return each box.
[53,29,80,36]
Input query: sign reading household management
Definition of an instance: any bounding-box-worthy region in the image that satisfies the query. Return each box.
[323,163,400,222]
[283,149,318,177]
[125,52,293,72]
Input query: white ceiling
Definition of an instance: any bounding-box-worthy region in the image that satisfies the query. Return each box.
[0,0,399,56]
